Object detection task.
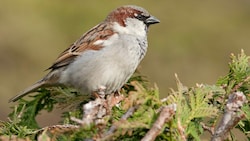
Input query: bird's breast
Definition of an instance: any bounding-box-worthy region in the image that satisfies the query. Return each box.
[59,33,148,95]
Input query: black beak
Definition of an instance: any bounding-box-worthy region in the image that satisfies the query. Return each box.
[145,15,160,25]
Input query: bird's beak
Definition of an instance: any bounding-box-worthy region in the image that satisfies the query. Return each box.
[145,15,160,25]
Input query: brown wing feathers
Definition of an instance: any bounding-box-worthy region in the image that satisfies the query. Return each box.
[48,23,114,70]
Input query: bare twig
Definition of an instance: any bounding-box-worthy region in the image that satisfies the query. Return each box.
[36,124,80,141]
[141,104,176,141]
[200,122,214,135]
[36,124,80,135]
[100,105,140,141]
[211,91,247,141]
[231,76,250,92]
[108,105,139,135]
[177,117,186,141]
[70,117,85,125]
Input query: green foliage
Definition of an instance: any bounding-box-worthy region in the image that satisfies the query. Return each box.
[166,75,220,140]
[218,50,250,139]
[218,50,250,140]
[8,89,55,129]
[1,50,250,140]
[217,50,250,94]
[0,105,35,139]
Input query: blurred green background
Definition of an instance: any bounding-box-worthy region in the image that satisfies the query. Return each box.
[1,0,250,127]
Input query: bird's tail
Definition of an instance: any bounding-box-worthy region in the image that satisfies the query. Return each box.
[9,80,46,102]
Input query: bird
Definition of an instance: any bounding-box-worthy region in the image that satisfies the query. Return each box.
[9,5,160,102]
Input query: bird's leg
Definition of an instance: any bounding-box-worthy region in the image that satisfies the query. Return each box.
[114,90,120,97]
[109,90,124,108]
[92,85,107,99]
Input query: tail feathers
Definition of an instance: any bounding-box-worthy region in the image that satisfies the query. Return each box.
[9,80,46,102]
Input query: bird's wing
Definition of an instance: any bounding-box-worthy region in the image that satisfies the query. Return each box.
[48,23,115,70]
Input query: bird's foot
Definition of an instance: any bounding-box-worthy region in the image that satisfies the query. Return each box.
[93,85,107,99]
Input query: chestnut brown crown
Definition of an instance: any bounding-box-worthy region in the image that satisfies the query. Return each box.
[106,5,160,27]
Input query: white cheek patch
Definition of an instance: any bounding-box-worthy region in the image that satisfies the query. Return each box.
[112,18,147,37]
[112,22,129,34]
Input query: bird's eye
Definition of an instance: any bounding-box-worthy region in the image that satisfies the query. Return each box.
[135,14,148,22]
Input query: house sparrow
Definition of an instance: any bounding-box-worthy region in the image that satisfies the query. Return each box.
[9,5,160,102]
